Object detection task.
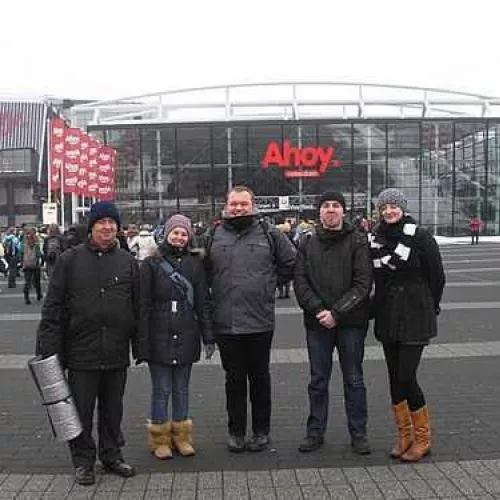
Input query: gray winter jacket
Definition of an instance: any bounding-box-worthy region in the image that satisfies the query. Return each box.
[207,218,296,335]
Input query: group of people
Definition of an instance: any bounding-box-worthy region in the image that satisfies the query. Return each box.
[35,184,445,486]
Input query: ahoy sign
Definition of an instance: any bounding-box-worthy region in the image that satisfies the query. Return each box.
[262,140,341,178]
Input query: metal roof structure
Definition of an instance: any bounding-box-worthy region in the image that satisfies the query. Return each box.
[69,81,500,128]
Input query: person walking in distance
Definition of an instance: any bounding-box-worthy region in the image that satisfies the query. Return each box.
[294,191,373,455]
[36,201,144,485]
[370,188,445,462]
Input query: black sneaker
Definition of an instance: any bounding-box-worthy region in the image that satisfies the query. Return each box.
[351,436,371,455]
[227,435,246,453]
[246,433,270,452]
[75,465,95,486]
[298,435,324,453]
[102,460,136,478]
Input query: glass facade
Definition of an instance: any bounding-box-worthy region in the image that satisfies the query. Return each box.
[89,119,500,235]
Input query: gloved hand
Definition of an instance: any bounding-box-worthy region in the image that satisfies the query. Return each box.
[204,343,216,360]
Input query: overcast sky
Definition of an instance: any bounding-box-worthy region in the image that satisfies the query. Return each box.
[1,0,499,101]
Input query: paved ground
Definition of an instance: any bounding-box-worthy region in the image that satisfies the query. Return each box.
[1,242,500,498]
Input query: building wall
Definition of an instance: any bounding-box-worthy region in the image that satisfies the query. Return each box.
[88,119,500,235]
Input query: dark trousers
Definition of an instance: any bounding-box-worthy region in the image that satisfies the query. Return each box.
[216,331,273,437]
[306,327,368,440]
[383,343,426,411]
[7,257,17,287]
[471,230,479,245]
[23,268,42,300]
[68,369,127,468]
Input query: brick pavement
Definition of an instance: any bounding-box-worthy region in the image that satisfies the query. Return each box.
[1,243,500,498]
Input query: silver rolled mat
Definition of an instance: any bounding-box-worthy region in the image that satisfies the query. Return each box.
[28,354,82,442]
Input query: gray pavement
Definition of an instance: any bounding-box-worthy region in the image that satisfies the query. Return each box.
[1,243,500,498]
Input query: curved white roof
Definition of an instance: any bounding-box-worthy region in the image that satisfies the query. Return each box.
[70,81,500,128]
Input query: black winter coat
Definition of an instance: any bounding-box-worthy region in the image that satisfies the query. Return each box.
[370,216,446,344]
[139,244,213,366]
[36,241,142,370]
[294,222,373,331]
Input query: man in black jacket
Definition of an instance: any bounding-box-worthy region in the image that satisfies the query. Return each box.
[36,201,143,486]
[294,191,373,454]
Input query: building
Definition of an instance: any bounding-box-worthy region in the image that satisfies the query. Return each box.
[4,83,500,233]
[0,100,47,227]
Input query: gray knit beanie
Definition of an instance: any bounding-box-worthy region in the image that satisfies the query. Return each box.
[163,214,193,240]
[377,188,408,212]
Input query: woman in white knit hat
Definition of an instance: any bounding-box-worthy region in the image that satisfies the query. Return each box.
[369,188,445,462]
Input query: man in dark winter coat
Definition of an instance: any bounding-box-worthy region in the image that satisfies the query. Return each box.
[294,191,373,455]
[36,201,143,486]
[204,185,297,453]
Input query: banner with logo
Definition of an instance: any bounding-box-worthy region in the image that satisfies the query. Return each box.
[49,118,66,191]
[63,128,81,194]
[87,138,100,199]
[76,133,90,197]
[97,146,115,200]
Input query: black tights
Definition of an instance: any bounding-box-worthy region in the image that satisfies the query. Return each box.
[383,343,426,411]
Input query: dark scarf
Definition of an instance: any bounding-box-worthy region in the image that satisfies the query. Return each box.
[223,214,257,233]
[370,215,418,272]
[316,223,350,245]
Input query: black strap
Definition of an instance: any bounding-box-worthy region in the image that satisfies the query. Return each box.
[157,259,196,314]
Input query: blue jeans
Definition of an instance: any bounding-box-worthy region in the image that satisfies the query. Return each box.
[306,326,368,440]
[149,363,192,422]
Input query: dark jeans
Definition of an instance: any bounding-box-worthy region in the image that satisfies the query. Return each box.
[23,267,42,299]
[216,331,273,437]
[68,369,127,468]
[7,257,17,287]
[306,326,368,440]
[149,363,192,422]
[383,343,426,411]
[471,231,479,245]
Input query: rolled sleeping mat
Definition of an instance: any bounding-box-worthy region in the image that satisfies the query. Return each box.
[28,354,82,442]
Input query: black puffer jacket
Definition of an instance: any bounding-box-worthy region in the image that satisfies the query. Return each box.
[36,241,141,370]
[294,222,373,331]
[370,216,445,344]
[139,243,213,366]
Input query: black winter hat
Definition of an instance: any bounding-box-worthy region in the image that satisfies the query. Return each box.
[317,191,346,211]
[88,201,121,231]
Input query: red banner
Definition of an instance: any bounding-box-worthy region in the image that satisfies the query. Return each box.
[97,145,115,200]
[49,118,65,191]
[63,128,81,194]
[87,138,100,199]
[77,133,90,197]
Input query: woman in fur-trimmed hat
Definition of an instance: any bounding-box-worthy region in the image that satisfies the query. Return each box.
[138,214,214,460]
[369,188,445,462]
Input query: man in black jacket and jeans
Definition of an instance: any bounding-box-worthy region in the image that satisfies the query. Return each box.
[294,191,373,454]
[36,201,143,486]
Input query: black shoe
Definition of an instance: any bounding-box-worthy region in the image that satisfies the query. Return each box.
[246,433,270,452]
[227,435,246,453]
[102,460,136,478]
[351,436,371,455]
[298,435,324,453]
[75,466,95,486]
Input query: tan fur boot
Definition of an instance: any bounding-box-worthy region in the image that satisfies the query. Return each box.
[147,420,173,459]
[400,406,431,462]
[390,400,414,458]
[172,419,195,456]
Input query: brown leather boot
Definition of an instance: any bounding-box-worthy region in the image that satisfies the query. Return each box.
[147,420,173,459]
[172,419,196,456]
[390,400,413,458]
[400,406,430,462]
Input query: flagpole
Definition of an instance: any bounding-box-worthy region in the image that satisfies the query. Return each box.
[47,113,52,204]
[60,144,65,229]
